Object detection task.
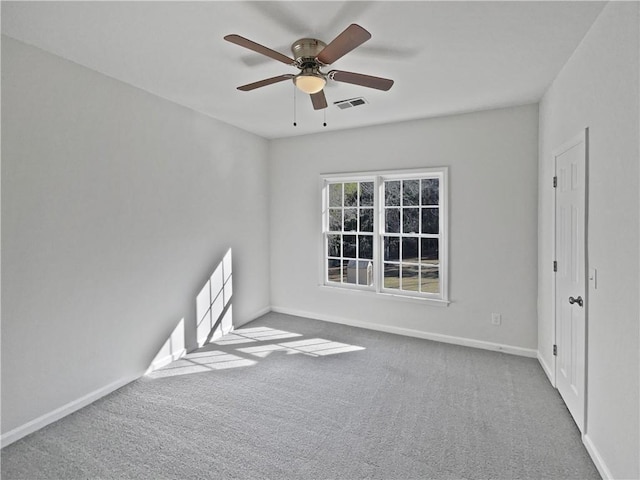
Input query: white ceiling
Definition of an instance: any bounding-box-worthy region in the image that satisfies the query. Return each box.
[2,1,606,139]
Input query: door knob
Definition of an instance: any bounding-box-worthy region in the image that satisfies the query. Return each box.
[568,296,584,307]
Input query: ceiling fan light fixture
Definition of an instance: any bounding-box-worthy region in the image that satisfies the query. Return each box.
[294,73,326,94]
[226,24,393,111]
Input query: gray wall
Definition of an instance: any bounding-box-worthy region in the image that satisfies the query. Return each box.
[1,37,271,434]
[269,104,539,351]
[537,2,639,477]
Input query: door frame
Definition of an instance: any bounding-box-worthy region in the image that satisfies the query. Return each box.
[551,127,589,432]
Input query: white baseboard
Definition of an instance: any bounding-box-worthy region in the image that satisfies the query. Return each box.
[0,372,143,449]
[145,348,187,375]
[271,306,537,358]
[537,351,555,385]
[583,434,613,480]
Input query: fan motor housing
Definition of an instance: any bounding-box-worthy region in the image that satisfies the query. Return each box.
[291,38,326,65]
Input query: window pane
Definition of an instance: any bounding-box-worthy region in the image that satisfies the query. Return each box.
[327,259,341,282]
[420,238,439,263]
[384,263,400,289]
[403,180,420,206]
[402,237,419,262]
[421,266,439,293]
[329,209,342,231]
[384,236,399,261]
[385,181,400,206]
[342,260,352,284]
[360,182,374,206]
[401,265,419,291]
[421,208,439,234]
[403,208,419,233]
[360,208,373,232]
[347,259,372,286]
[343,235,356,258]
[421,178,439,205]
[329,183,342,207]
[385,208,400,233]
[344,182,358,206]
[359,235,373,260]
[344,208,357,231]
[327,234,341,257]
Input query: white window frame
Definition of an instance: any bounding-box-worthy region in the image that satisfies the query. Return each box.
[320,167,449,305]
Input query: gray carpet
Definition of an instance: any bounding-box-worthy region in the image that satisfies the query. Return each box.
[1,312,599,480]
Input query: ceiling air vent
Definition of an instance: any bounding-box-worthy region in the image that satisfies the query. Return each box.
[334,97,368,110]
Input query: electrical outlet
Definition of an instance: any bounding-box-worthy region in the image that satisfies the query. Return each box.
[491,313,502,326]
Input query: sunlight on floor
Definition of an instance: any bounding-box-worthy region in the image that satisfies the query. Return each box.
[146,351,257,379]
[236,337,365,358]
[146,326,365,379]
[211,326,302,345]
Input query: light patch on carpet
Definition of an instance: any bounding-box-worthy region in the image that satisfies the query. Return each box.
[212,327,303,345]
[237,338,366,358]
[146,351,257,378]
[146,326,365,378]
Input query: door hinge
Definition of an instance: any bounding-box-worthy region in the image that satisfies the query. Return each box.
[553,344,557,356]
[553,176,557,188]
[553,261,557,272]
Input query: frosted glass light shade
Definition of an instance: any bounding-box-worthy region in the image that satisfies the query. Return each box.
[294,74,326,94]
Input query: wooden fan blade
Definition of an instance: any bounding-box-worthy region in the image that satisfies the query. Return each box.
[224,34,296,65]
[237,75,294,91]
[310,90,328,110]
[329,70,394,91]
[316,24,371,65]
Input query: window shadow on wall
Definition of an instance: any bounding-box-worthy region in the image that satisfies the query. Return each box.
[145,318,186,374]
[145,248,232,375]
[196,248,233,347]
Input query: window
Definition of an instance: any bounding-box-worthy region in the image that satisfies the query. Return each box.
[322,168,448,303]
[326,181,375,286]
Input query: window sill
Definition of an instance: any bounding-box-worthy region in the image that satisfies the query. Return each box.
[318,284,451,307]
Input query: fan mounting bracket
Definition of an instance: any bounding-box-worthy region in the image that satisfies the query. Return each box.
[291,38,327,67]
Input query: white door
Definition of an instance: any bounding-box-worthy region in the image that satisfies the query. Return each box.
[554,129,587,432]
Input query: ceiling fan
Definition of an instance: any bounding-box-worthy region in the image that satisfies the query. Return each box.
[224,24,394,110]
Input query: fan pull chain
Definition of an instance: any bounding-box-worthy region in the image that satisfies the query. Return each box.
[323,108,327,127]
[293,86,297,127]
